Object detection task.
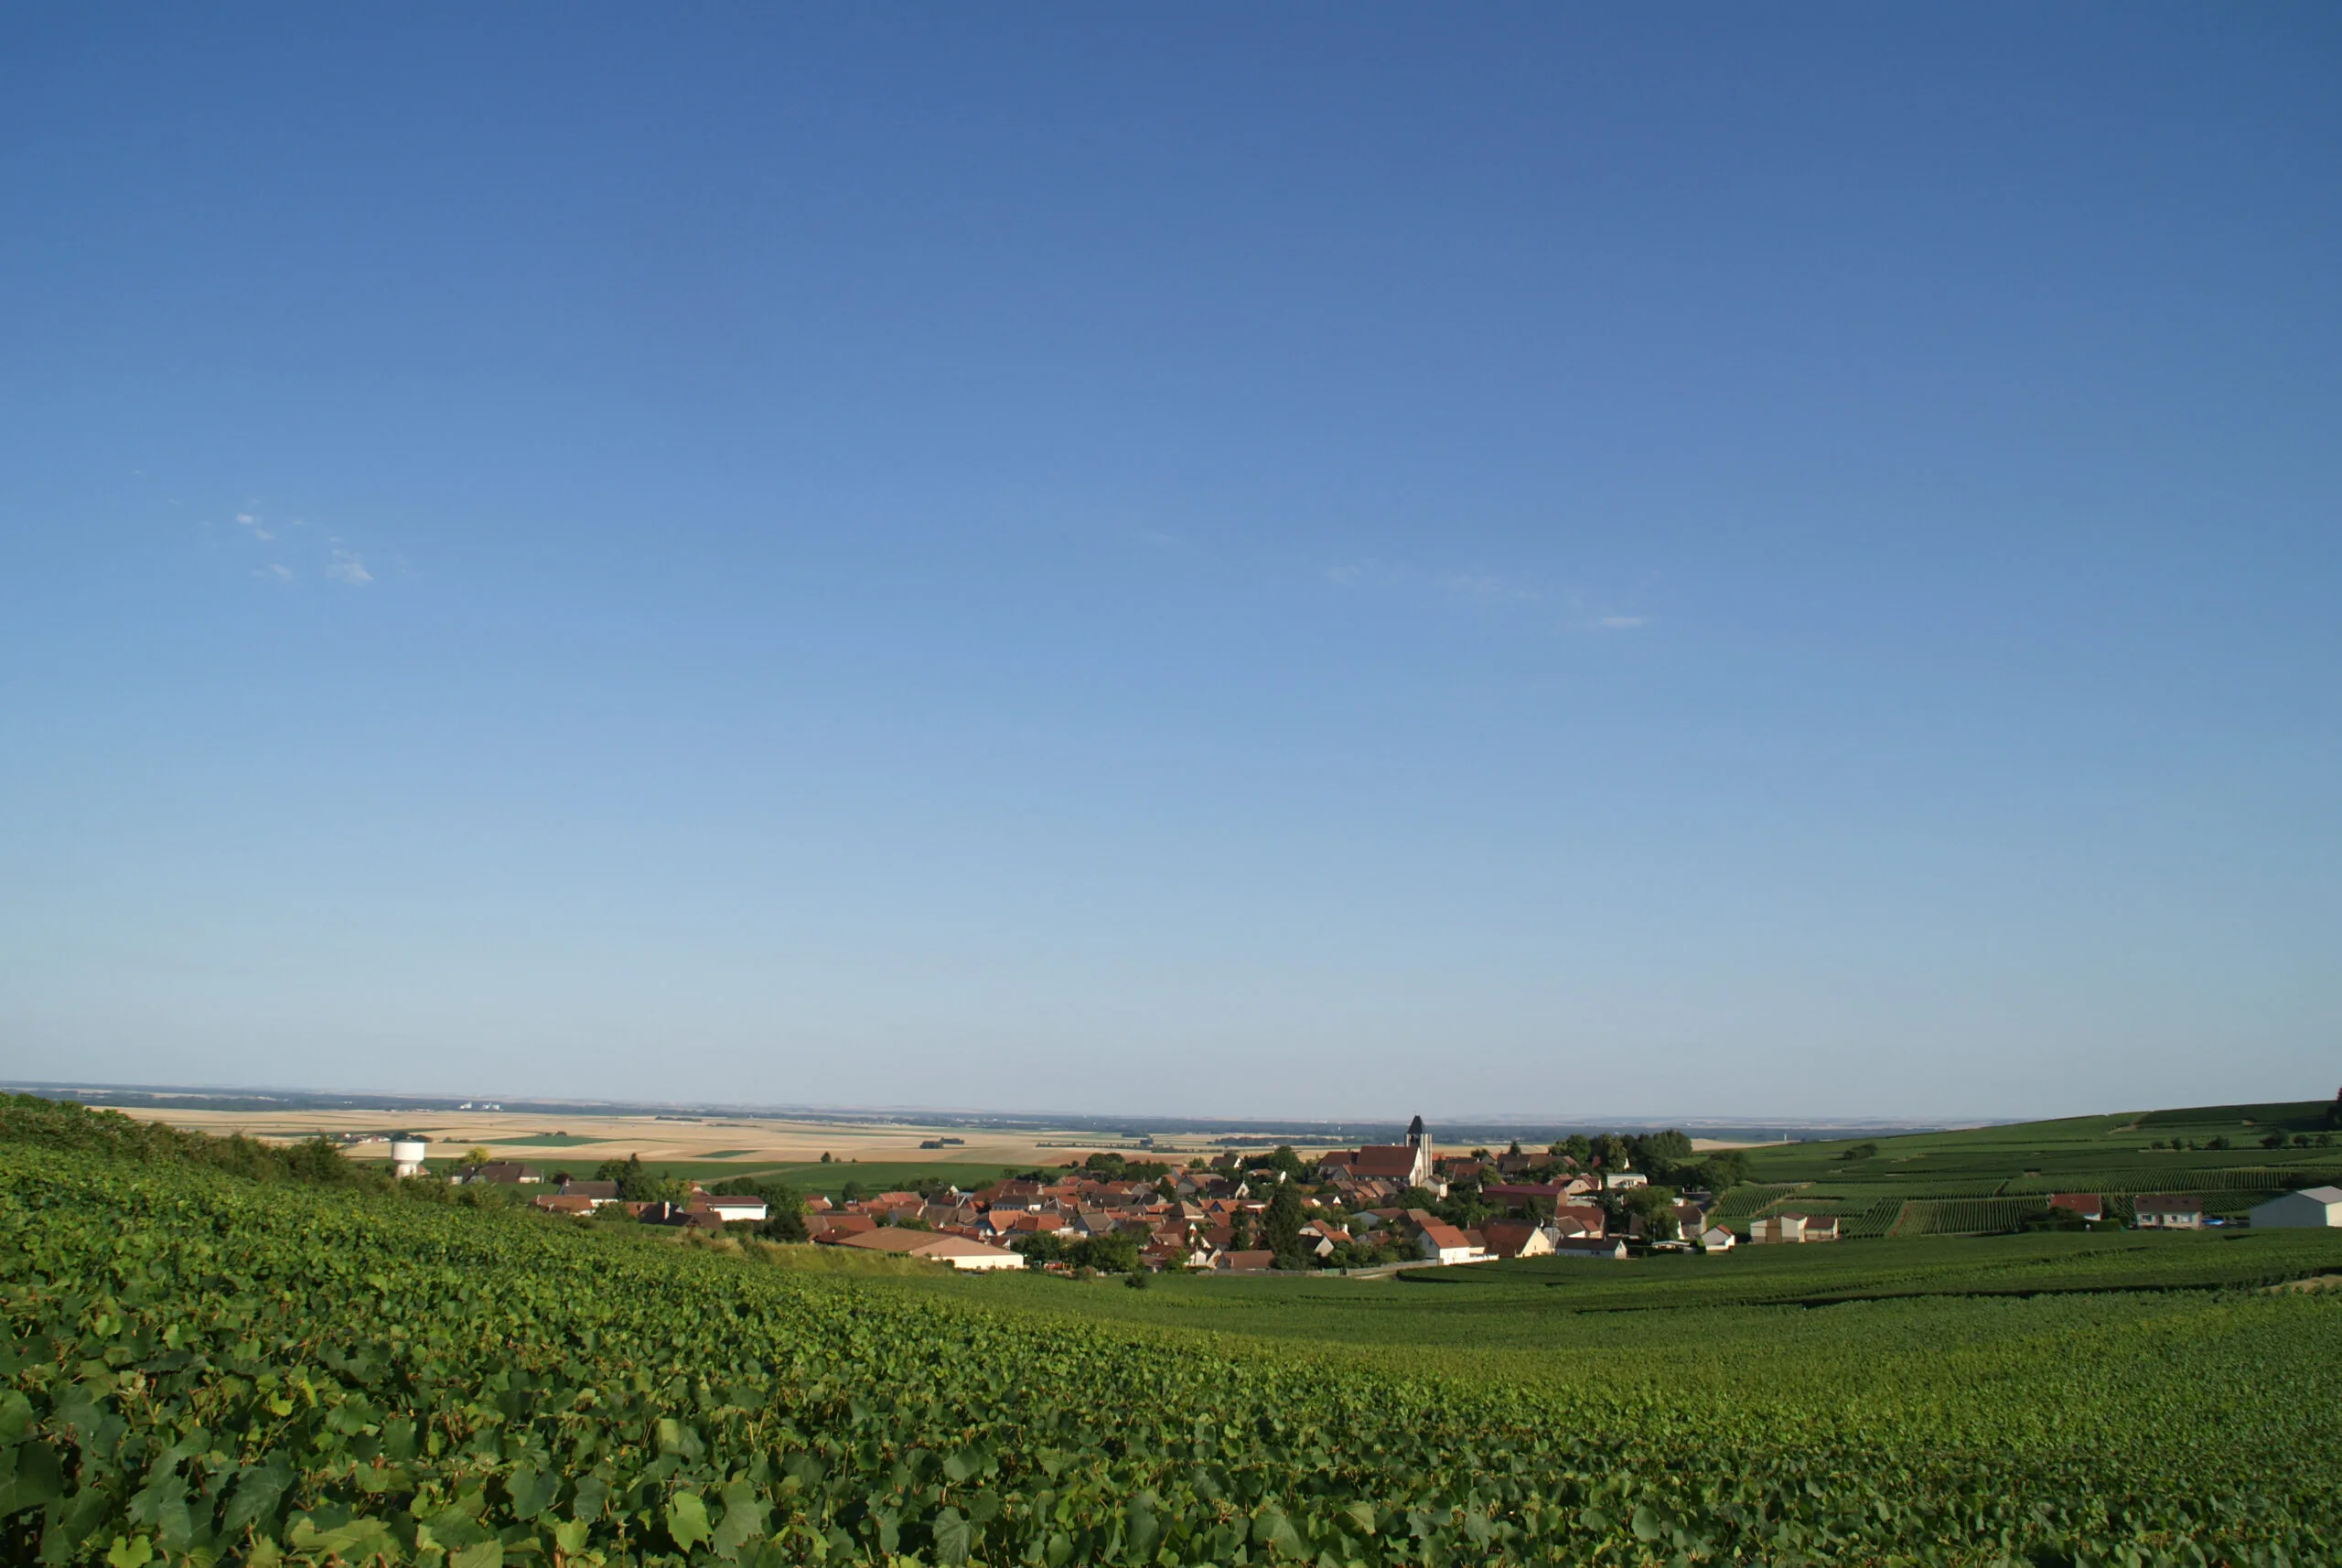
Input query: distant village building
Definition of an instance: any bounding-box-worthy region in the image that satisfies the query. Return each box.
[1477,1219,1552,1259]
[454,1161,542,1186]
[1325,1115,1436,1190]
[1405,1208,1485,1265]
[1749,1212,1838,1244]
[2249,1186,2342,1229]
[2132,1194,2205,1230]
[831,1230,1025,1270]
[1551,1239,1629,1261]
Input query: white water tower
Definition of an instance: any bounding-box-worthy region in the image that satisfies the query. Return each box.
[391,1138,429,1178]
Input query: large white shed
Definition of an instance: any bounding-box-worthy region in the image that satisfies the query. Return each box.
[2248,1186,2342,1229]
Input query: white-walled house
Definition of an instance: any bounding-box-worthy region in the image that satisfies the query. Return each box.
[2249,1186,2342,1229]
[1749,1212,1839,1244]
[2132,1194,2205,1230]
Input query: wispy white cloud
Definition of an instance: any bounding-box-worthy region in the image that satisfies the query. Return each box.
[324,548,372,585]
[1444,570,1534,604]
[1327,557,1654,631]
[252,564,294,585]
[234,511,274,542]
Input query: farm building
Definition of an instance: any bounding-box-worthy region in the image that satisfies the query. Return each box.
[2132,1194,2204,1230]
[2248,1186,2342,1229]
[1698,1225,1735,1251]
[2047,1194,2103,1222]
[1748,1212,1839,1244]
[831,1230,1025,1271]
[1551,1239,1629,1261]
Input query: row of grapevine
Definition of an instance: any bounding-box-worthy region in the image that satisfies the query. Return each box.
[2002,1164,2342,1197]
[1893,1197,2048,1236]
[1706,1183,1801,1222]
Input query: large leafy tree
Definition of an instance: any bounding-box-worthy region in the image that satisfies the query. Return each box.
[1262,1184,1306,1269]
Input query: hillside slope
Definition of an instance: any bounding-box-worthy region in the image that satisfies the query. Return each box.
[5,1122,2340,1564]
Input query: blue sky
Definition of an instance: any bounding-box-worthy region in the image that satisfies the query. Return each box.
[2,6,2336,1121]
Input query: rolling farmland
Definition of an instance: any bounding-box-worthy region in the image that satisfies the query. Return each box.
[5,1099,2342,1564]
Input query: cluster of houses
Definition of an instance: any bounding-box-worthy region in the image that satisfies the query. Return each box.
[796,1119,1729,1270]
[435,1124,2342,1275]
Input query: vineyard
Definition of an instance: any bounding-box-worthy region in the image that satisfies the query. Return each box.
[1887,1197,2047,1238]
[6,1124,2342,1565]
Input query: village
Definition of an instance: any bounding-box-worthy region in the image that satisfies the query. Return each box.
[427,1115,1834,1273]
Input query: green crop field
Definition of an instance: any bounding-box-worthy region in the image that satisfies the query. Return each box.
[4,1097,2341,1566]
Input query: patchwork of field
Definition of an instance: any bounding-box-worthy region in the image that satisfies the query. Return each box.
[102,1104,1249,1176]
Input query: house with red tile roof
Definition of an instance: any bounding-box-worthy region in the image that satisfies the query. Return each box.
[1404,1210,1483,1265]
[1477,1219,1552,1259]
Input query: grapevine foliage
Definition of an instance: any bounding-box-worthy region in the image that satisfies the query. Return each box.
[3,1144,2338,1566]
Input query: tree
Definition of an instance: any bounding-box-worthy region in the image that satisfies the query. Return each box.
[1015,1231,1069,1268]
[1636,1130,1694,1165]
[1507,1140,1522,1156]
[1838,1142,1880,1163]
[1082,1151,1128,1179]
[281,1137,355,1186]
[1699,1150,1750,1192]
[1076,1230,1141,1274]
[1552,1133,1592,1167]
[1595,1133,1633,1172]
[596,1154,675,1202]
[1266,1145,1307,1182]
[1229,1210,1255,1251]
[819,1152,833,1164]
[840,1180,866,1204]
[465,1146,493,1168]
[1622,1184,1680,1241]
[1263,1184,1306,1269]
